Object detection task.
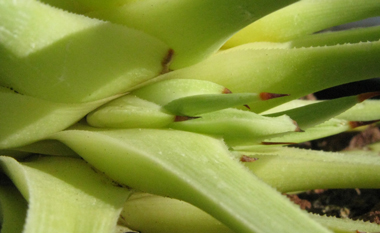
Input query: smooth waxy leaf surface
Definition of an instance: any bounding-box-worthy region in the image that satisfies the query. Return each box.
[0,0,170,103]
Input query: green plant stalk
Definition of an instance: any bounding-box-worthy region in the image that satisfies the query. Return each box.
[224,0,380,47]
[51,128,332,233]
[0,184,27,233]
[85,0,298,69]
[0,0,170,103]
[233,147,380,193]
[0,156,131,233]
[153,40,380,113]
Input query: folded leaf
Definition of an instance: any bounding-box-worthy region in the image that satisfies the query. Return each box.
[0,156,131,233]
[0,86,114,149]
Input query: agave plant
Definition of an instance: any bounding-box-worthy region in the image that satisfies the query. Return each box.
[1,0,380,232]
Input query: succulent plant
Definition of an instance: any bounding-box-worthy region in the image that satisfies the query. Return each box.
[1,0,380,232]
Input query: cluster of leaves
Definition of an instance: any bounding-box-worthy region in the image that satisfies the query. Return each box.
[1,0,380,232]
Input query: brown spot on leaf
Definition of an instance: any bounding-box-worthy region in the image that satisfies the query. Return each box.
[259,92,290,100]
[174,116,200,122]
[161,48,174,74]
[240,155,259,162]
[300,94,317,100]
[261,142,298,145]
[358,91,380,102]
[349,120,379,129]
[222,88,232,94]
[293,120,304,132]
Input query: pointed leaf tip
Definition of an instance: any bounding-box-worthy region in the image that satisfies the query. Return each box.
[259,92,290,100]
[161,48,175,74]
[349,120,380,129]
[240,155,259,162]
[222,88,232,94]
[261,142,299,145]
[358,91,380,102]
[174,116,200,122]
[293,120,304,132]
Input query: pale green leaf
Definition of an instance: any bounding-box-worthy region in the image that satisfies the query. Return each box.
[0,86,115,149]
[234,147,380,192]
[51,128,332,233]
[154,41,380,113]
[0,156,131,233]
